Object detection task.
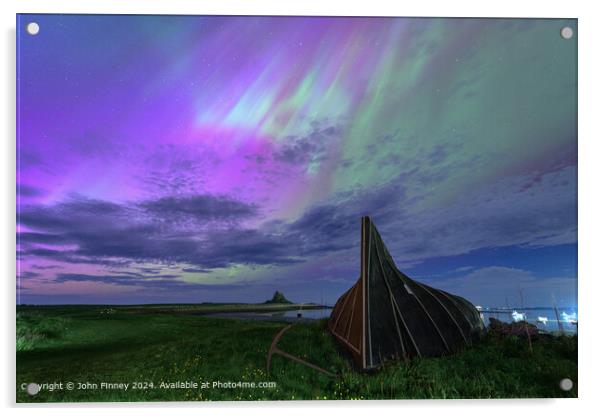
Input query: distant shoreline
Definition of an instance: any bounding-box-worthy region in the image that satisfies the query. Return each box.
[16,303,332,315]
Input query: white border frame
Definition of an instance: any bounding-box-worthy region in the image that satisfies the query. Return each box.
[3,1,600,415]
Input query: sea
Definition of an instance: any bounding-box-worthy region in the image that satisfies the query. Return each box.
[206,306,578,333]
[479,307,578,334]
[205,307,333,322]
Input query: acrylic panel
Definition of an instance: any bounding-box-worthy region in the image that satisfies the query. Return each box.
[16,14,577,402]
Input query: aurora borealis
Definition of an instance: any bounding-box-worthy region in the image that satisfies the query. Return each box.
[17,15,577,307]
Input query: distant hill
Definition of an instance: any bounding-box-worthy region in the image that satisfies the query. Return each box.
[264,291,292,304]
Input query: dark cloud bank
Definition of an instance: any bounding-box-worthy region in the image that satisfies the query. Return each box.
[18,165,576,291]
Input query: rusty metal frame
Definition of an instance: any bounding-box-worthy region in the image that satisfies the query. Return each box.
[266,324,338,378]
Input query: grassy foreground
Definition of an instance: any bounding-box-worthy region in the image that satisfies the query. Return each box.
[16,305,577,402]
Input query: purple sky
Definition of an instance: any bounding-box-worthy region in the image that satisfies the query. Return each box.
[17,15,577,307]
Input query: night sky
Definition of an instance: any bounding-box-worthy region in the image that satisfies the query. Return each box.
[17,15,577,308]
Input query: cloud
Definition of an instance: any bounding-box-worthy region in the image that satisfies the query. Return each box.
[198,228,304,268]
[453,266,476,273]
[135,266,164,274]
[31,264,62,270]
[18,248,132,268]
[18,232,71,245]
[18,197,132,233]
[273,123,343,166]
[408,166,576,256]
[344,165,578,267]
[182,267,212,273]
[19,271,40,279]
[54,273,244,291]
[17,193,301,271]
[18,184,44,197]
[54,272,180,284]
[270,164,576,270]
[16,164,576,288]
[140,195,258,222]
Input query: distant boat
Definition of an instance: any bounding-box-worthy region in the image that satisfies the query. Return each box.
[537,316,548,325]
[512,310,526,322]
[561,311,578,325]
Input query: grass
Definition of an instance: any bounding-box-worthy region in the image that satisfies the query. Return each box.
[16,305,577,402]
